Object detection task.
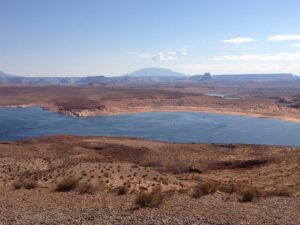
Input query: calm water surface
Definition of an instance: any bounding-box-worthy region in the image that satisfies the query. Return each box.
[0,107,300,146]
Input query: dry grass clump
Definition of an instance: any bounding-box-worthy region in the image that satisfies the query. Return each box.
[178,188,189,194]
[115,185,128,195]
[24,180,38,189]
[55,177,78,192]
[240,188,258,202]
[217,183,239,194]
[13,181,23,189]
[135,186,164,208]
[13,179,37,190]
[192,182,216,198]
[273,188,291,197]
[265,187,291,197]
[76,182,97,194]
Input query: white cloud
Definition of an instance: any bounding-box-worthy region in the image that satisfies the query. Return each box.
[152,49,188,61]
[129,49,188,61]
[213,53,300,62]
[268,35,300,42]
[152,51,177,61]
[222,37,254,44]
[178,48,187,56]
[291,43,300,48]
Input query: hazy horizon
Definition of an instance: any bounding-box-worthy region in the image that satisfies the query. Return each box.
[1,67,299,78]
[1,0,300,77]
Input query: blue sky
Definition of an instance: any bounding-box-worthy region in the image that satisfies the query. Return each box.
[1,0,300,76]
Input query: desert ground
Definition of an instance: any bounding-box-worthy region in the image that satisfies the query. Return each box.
[0,135,299,225]
[0,83,300,122]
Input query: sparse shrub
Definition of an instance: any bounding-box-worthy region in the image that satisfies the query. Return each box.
[13,179,37,190]
[192,182,216,198]
[274,188,291,197]
[76,182,97,194]
[240,189,257,202]
[162,180,169,185]
[218,183,238,194]
[139,186,148,191]
[135,186,164,208]
[24,180,37,189]
[266,187,291,197]
[115,185,128,195]
[144,161,162,168]
[55,177,78,192]
[178,188,189,194]
[12,181,23,189]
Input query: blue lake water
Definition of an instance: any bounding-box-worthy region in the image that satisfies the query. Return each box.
[0,106,300,146]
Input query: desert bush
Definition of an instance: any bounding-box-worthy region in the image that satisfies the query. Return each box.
[217,183,239,194]
[144,161,162,168]
[266,187,291,197]
[115,185,128,195]
[135,186,164,208]
[13,179,37,190]
[12,181,23,189]
[76,182,97,194]
[240,188,257,202]
[139,186,148,191]
[274,188,291,197]
[24,180,37,189]
[178,188,189,194]
[192,182,216,198]
[55,177,78,192]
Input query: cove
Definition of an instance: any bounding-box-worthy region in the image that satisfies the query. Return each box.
[0,106,300,146]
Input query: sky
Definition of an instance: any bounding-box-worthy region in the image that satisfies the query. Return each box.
[1,0,300,77]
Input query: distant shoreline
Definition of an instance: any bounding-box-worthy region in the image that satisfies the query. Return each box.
[2,103,300,124]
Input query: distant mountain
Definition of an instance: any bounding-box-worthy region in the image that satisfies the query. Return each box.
[0,71,14,78]
[126,68,186,77]
[212,74,299,82]
[0,69,299,85]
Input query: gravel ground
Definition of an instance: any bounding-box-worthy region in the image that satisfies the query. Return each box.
[0,207,232,225]
[0,189,299,225]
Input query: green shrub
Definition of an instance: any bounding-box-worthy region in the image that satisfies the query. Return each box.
[55,177,78,192]
[135,186,164,208]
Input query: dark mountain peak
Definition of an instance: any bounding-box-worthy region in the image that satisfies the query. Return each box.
[126,68,186,77]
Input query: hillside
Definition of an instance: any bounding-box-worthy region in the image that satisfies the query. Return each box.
[0,136,299,224]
